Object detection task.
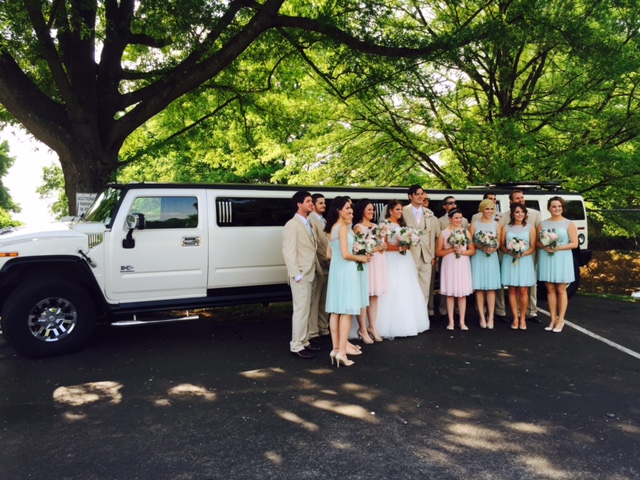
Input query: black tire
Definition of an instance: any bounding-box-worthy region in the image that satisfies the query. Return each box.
[1,279,96,358]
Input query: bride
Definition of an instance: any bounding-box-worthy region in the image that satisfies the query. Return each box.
[376,200,429,338]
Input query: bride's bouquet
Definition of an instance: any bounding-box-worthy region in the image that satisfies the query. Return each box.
[539,228,559,256]
[507,237,528,265]
[448,229,471,258]
[353,231,378,271]
[396,226,422,255]
[372,222,394,244]
[474,230,498,257]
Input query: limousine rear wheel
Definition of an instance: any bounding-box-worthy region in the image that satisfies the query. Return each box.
[1,279,96,358]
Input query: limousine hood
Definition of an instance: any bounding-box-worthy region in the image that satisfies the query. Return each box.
[0,221,104,257]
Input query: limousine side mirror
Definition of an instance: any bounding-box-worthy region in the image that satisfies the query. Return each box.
[123,213,146,249]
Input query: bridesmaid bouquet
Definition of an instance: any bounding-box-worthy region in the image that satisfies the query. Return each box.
[507,238,527,265]
[448,229,471,258]
[353,231,377,271]
[539,228,559,256]
[372,222,394,243]
[397,226,422,255]
[474,231,498,257]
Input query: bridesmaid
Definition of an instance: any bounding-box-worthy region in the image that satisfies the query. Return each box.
[469,199,502,329]
[536,196,578,333]
[353,199,388,343]
[500,203,536,330]
[436,209,476,330]
[324,197,371,367]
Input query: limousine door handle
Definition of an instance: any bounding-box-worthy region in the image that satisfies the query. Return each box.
[182,237,201,247]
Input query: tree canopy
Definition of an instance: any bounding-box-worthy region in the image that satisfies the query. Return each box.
[1,0,639,219]
[1,0,486,212]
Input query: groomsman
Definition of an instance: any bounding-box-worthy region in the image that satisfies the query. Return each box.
[498,189,542,322]
[282,191,322,359]
[308,193,330,342]
[439,196,469,230]
[403,185,440,316]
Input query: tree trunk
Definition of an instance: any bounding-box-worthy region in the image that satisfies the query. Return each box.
[58,145,118,215]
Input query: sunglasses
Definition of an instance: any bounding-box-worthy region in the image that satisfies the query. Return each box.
[444,201,456,205]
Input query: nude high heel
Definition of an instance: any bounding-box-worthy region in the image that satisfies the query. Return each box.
[367,328,383,342]
[335,353,354,368]
[357,330,374,345]
[329,350,337,365]
[552,322,565,333]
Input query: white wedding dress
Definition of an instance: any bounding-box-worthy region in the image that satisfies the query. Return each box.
[375,226,429,338]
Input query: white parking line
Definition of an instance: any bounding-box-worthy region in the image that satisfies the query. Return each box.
[537,307,640,361]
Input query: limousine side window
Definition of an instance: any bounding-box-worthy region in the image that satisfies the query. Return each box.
[217,197,293,227]
[562,200,586,221]
[129,196,198,229]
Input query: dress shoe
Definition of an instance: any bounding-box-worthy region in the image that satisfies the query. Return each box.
[527,315,541,323]
[291,350,314,359]
[308,337,325,346]
[553,322,565,333]
[304,344,321,351]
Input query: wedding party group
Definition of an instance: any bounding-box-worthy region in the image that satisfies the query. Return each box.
[282,186,578,368]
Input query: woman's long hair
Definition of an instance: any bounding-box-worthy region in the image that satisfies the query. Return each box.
[384,199,406,227]
[324,196,350,234]
[353,198,373,227]
[509,202,528,227]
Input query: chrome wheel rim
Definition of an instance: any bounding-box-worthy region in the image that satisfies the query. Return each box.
[28,297,78,342]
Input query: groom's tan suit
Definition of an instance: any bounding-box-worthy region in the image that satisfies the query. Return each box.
[282,215,321,352]
[403,204,441,311]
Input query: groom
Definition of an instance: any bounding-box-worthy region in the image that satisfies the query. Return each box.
[403,185,441,316]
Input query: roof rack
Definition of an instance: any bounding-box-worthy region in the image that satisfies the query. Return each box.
[467,181,564,192]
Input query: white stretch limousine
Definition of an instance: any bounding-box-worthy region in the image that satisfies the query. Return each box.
[0,182,591,357]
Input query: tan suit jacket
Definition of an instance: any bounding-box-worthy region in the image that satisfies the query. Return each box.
[282,216,320,283]
[471,211,503,224]
[498,208,541,229]
[403,205,440,263]
[439,213,469,231]
[309,213,329,274]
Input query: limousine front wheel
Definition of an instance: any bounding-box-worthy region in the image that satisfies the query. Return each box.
[1,279,96,358]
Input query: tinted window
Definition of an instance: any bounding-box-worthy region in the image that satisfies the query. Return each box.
[130,197,198,229]
[217,197,293,227]
[563,200,585,221]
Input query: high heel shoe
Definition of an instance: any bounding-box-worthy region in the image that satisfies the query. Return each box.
[329,350,337,365]
[544,323,556,331]
[357,330,374,345]
[479,320,487,329]
[346,345,362,355]
[335,353,354,368]
[552,322,565,333]
[367,328,383,342]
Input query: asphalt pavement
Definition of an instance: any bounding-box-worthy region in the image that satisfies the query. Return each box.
[1,295,639,480]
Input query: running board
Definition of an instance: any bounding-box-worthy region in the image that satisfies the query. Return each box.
[111,312,200,327]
